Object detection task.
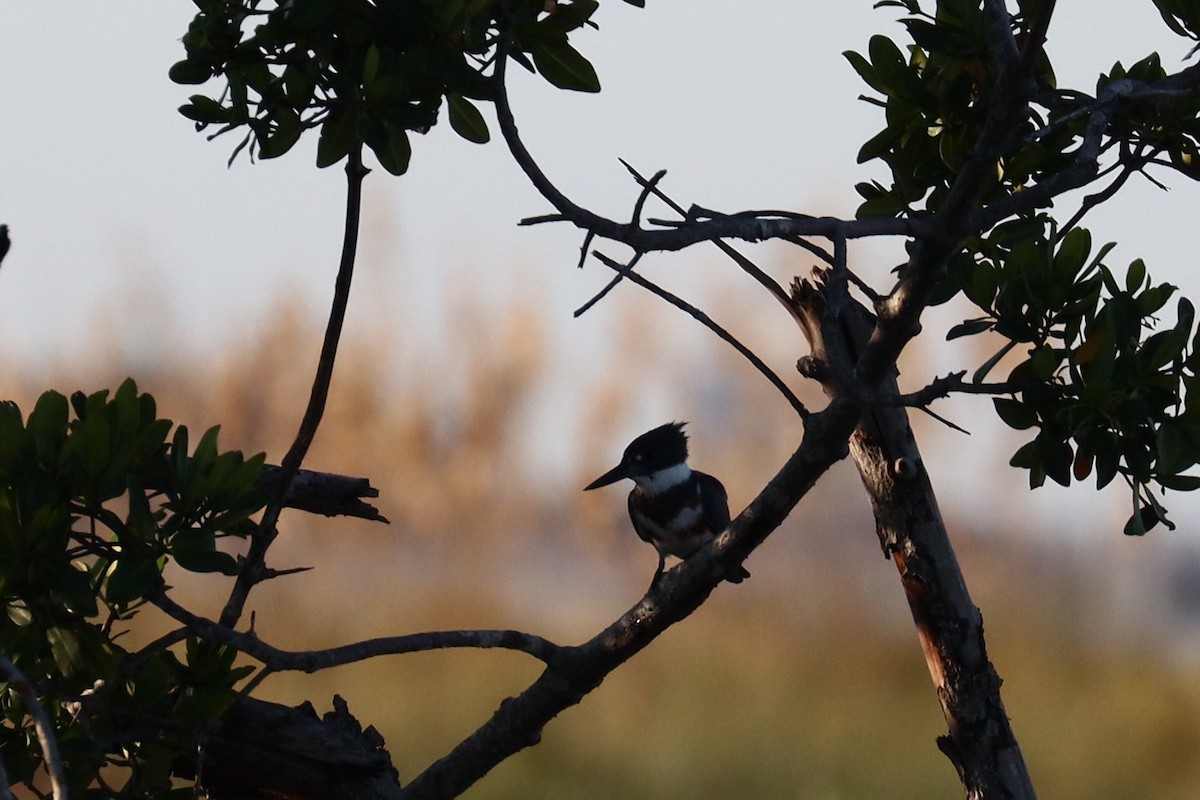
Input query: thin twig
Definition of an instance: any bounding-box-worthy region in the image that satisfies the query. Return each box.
[617,159,801,315]
[219,147,369,628]
[574,251,644,317]
[1057,162,1136,238]
[915,406,971,435]
[885,371,1031,408]
[629,168,666,226]
[0,654,68,800]
[782,233,835,266]
[591,251,809,418]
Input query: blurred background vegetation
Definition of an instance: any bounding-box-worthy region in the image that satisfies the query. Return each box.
[5,249,1200,799]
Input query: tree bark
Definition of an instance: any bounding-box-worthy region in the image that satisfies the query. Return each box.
[181,695,402,800]
[794,271,1037,800]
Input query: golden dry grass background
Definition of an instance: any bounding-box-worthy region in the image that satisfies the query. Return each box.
[5,281,1200,799]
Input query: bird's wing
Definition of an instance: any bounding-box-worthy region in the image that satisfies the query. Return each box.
[694,471,730,532]
[627,490,656,545]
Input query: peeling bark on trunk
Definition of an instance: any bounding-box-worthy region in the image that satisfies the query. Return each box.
[794,271,1037,800]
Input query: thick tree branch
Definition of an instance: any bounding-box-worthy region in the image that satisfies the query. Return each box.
[401,403,857,798]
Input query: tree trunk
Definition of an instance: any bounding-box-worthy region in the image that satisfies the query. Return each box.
[794,270,1037,800]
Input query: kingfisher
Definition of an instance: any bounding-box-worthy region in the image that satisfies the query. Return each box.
[584,422,749,590]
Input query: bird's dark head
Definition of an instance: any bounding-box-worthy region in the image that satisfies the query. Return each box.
[583,422,690,490]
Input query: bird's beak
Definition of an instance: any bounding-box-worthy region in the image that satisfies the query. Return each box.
[583,461,631,491]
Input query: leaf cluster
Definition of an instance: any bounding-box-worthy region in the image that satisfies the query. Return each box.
[940,221,1200,535]
[846,0,1059,217]
[0,380,263,797]
[848,1,1200,219]
[1097,52,1200,181]
[171,0,638,173]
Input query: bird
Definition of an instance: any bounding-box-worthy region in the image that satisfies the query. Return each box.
[584,421,749,590]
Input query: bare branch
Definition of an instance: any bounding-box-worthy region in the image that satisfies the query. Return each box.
[492,45,916,253]
[629,168,666,226]
[0,654,67,800]
[590,251,809,418]
[220,148,370,628]
[1057,159,1137,239]
[153,592,559,669]
[915,406,972,435]
[617,160,802,310]
[574,251,645,317]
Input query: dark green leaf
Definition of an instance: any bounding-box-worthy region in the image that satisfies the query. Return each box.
[316,107,358,169]
[106,556,162,605]
[47,625,112,680]
[28,390,69,457]
[172,530,239,575]
[1136,282,1177,317]
[530,39,601,92]
[947,318,992,340]
[1094,433,1121,489]
[46,557,98,617]
[1126,257,1147,293]
[540,0,600,35]
[1009,439,1040,469]
[1054,228,1092,283]
[1159,473,1200,490]
[1041,436,1074,487]
[993,397,1038,430]
[372,125,412,176]
[446,94,490,144]
[1123,503,1162,535]
[963,262,999,309]
[169,59,213,85]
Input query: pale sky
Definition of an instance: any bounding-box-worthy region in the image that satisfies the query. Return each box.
[3,1,1200,539]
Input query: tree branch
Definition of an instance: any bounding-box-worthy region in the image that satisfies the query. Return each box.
[590,251,809,418]
[797,272,1037,798]
[882,371,1034,408]
[573,251,645,317]
[0,654,67,800]
[496,45,917,252]
[400,402,858,798]
[259,464,388,523]
[153,592,559,670]
[220,148,370,628]
[617,160,805,315]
